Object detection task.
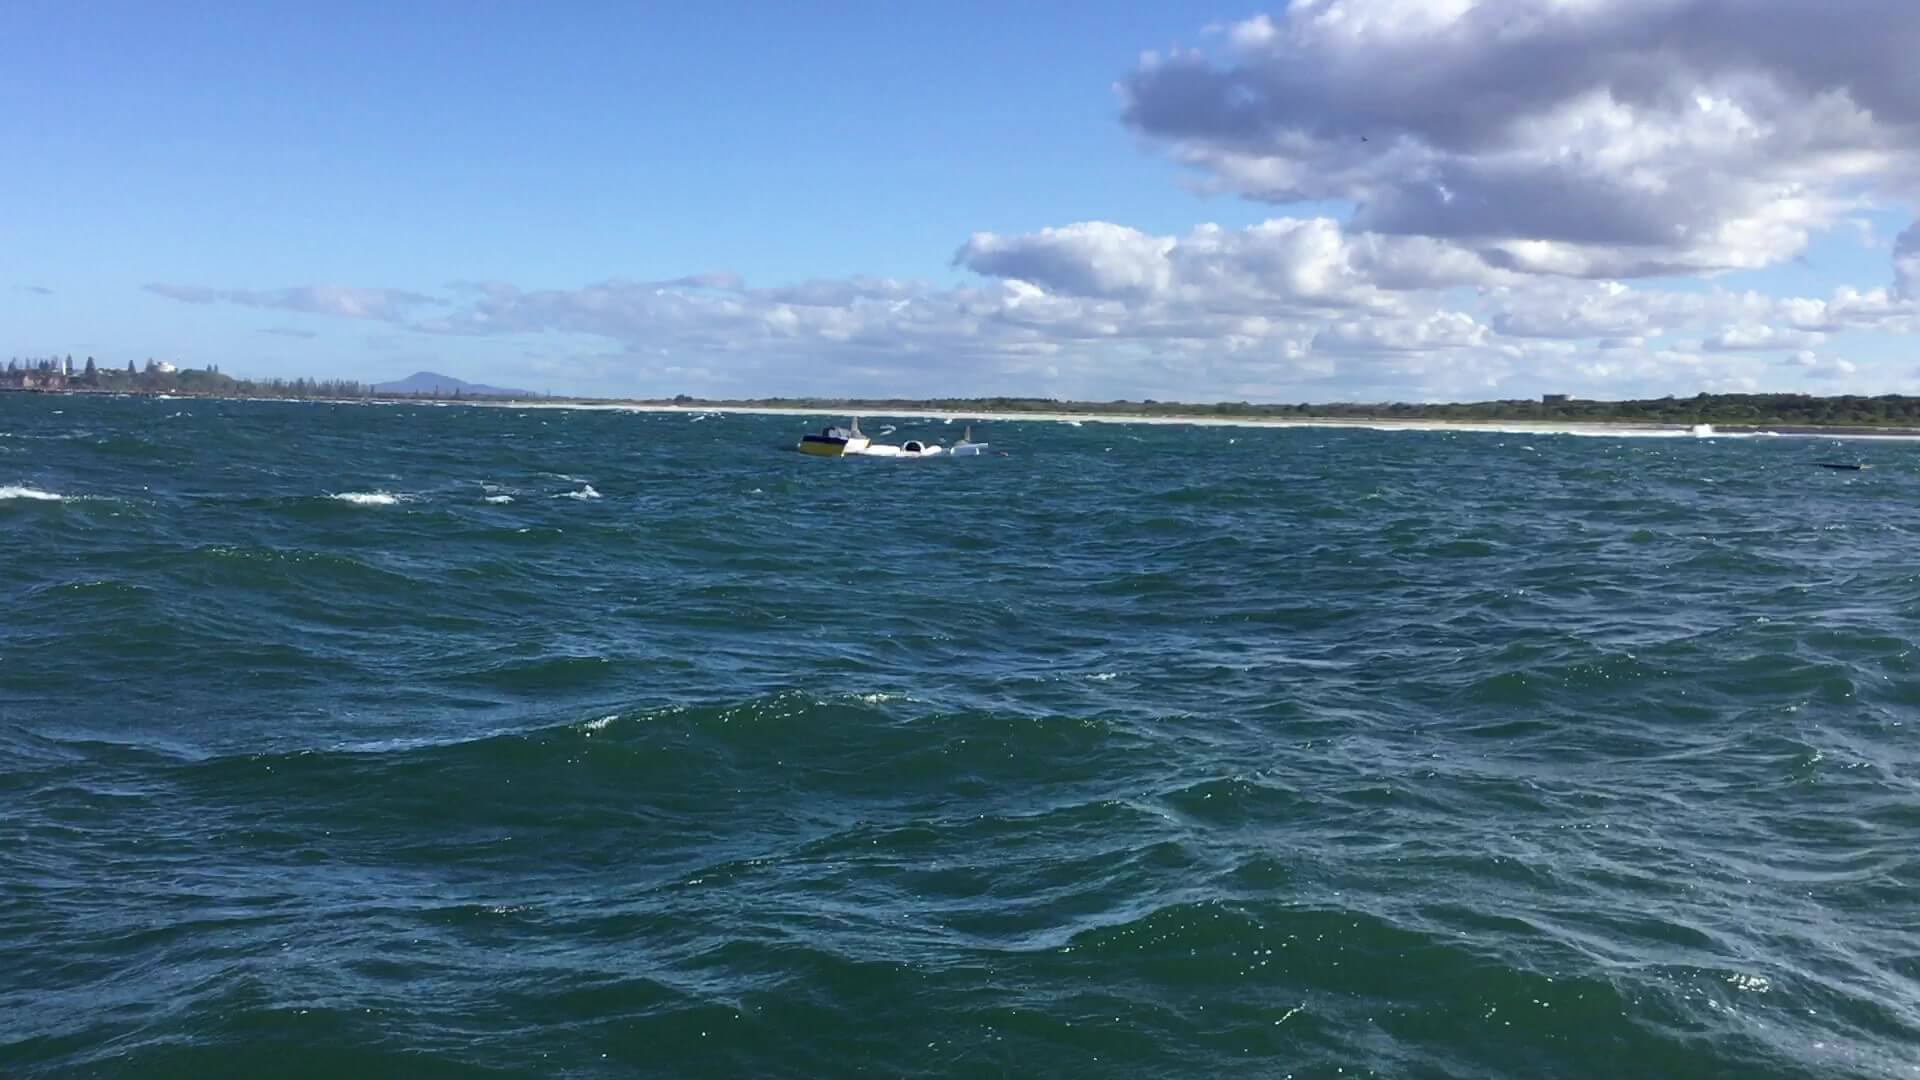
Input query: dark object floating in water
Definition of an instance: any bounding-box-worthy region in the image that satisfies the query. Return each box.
[1813,462,1870,470]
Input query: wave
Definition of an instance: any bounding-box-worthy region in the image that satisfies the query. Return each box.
[557,485,601,500]
[0,485,63,501]
[99,692,1141,790]
[484,494,514,504]
[329,491,404,506]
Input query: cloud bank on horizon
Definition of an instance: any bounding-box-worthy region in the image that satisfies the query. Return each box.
[146,0,1920,402]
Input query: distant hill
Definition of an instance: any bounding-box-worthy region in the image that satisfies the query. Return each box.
[373,371,531,398]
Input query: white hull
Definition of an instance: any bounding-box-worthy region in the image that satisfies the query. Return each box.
[853,442,945,459]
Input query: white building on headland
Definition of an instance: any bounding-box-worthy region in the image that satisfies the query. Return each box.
[154,361,178,374]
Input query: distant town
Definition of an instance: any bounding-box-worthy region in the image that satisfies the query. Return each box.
[2,356,509,401]
[9,355,1920,432]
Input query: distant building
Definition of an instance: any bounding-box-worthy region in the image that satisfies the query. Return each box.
[154,361,178,374]
[6,368,67,390]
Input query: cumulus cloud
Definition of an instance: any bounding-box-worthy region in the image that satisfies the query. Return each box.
[958,222,1176,300]
[1485,280,1690,340]
[137,4,1920,401]
[956,217,1513,312]
[1789,350,1859,380]
[1701,324,1826,353]
[1119,0,1920,277]
[146,261,1920,400]
[1312,311,1486,353]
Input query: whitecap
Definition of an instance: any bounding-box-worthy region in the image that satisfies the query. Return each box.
[1087,672,1119,682]
[0,485,63,501]
[582,714,617,733]
[558,485,601,500]
[331,491,402,506]
[484,494,514,504]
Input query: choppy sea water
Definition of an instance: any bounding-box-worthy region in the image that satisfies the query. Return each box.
[3,395,1919,1079]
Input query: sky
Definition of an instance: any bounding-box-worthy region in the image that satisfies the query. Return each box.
[3,0,1917,403]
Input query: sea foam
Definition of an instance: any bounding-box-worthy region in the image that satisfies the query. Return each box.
[331,491,403,506]
[0,485,63,501]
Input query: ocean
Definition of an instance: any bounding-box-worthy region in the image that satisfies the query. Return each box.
[3,395,1917,1078]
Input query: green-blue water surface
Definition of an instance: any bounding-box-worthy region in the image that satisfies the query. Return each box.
[3,396,1918,1078]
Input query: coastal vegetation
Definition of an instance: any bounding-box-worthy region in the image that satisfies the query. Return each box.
[8,356,1920,429]
[643,392,1920,430]
[4,357,463,400]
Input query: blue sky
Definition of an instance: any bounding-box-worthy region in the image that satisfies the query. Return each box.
[4,1,1916,400]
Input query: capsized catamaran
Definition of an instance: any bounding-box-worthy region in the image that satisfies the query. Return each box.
[797,419,991,459]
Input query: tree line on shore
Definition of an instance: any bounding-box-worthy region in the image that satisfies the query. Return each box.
[2,357,477,400]
[649,392,1920,428]
[11,358,1920,427]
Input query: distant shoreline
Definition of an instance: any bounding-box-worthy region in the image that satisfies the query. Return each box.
[10,385,1920,439]
[488,399,1683,436]
[470,400,1920,440]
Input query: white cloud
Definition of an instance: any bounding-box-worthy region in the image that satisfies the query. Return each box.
[957,223,1176,299]
[1486,280,1684,339]
[1118,0,1920,277]
[138,3,1920,402]
[1701,324,1825,353]
[1312,311,1486,353]
[144,260,1920,401]
[1789,350,1859,380]
[955,216,1515,314]
[145,284,440,321]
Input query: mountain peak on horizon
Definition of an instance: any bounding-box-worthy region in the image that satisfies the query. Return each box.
[373,371,531,397]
